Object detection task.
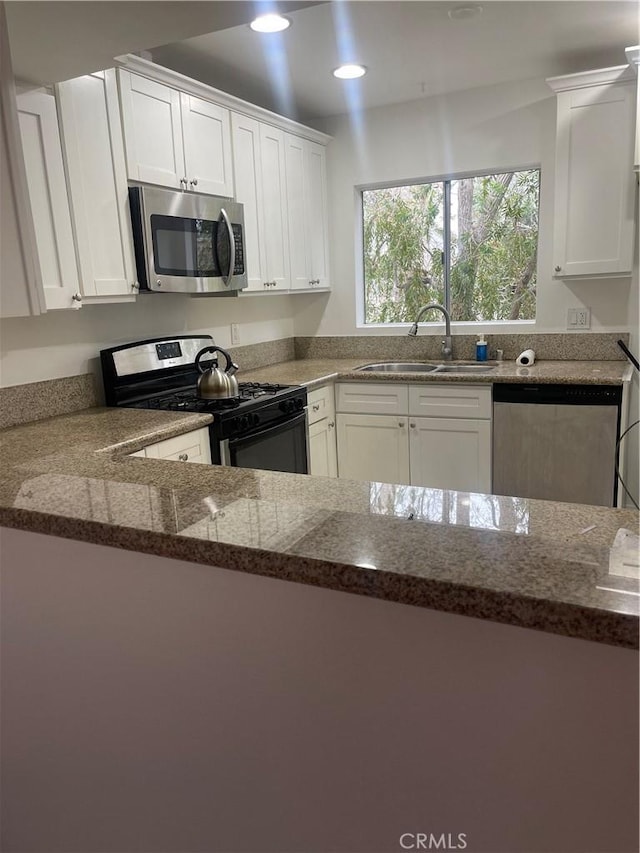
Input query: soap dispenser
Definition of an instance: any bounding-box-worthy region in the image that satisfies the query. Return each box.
[476,336,488,362]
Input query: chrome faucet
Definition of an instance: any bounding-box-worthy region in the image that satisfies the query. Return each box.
[407,303,453,361]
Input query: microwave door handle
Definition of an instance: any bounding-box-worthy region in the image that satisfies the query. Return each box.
[220,207,235,285]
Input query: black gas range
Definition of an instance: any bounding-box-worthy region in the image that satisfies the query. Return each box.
[100,335,309,473]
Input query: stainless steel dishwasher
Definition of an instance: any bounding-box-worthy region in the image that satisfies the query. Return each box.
[492,383,622,507]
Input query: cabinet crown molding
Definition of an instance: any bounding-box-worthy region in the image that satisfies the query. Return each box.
[114,53,332,146]
[546,64,634,93]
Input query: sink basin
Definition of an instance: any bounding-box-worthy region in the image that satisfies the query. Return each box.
[355,362,440,373]
[355,362,495,374]
[433,364,496,374]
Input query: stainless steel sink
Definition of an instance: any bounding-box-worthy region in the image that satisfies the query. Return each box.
[355,362,441,373]
[433,364,496,374]
[355,362,495,374]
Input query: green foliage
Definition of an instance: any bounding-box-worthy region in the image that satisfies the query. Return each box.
[363,170,540,324]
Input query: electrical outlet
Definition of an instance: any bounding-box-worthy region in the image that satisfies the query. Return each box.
[576,308,591,329]
[566,307,591,329]
[230,323,240,345]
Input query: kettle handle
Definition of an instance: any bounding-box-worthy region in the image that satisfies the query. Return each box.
[195,346,239,376]
[213,346,239,377]
[195,346,218,373]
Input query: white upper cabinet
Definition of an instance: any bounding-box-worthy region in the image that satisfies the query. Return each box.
[180,93,233,196]
[56,70,137,301]
[119,70,233,197]
[17,89,80,310]
[548,66,636,279]
[259,123,289,290]
[231,113,289,291]
[626,47,640,171]
[285,134,330,290]
[231,113,265,290]
[0,3,45,318]
[119,71,184,188]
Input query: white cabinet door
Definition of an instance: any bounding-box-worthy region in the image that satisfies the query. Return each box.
[309,418,338,477]
[138,428,212,465]
[285,133,309,289]
[56,70,137,300]
[285,134,330,290]
[181,93,233,197]
[231,113,266,291]
[119,70,184,189]
[337,413,410,484]
[308,385,337,477]
[304,140,330,288]
[259,123,290,290]
[551,71,636,278]
[17,89,80,310]
[409,417,491,493]
[0,3,45,319]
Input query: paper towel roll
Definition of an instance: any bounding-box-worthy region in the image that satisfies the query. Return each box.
[516,348,535,366]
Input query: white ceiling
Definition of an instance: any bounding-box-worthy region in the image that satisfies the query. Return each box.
[5,1,638,124]
[4,1,320,84]
[151,1,640,123]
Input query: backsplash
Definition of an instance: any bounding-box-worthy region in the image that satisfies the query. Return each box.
[0,338,296,430]
[0,374,98,431]
[1,333,630,430]
[294,333,630,362]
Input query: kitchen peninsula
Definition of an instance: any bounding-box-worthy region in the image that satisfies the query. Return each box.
[1,355,638,853]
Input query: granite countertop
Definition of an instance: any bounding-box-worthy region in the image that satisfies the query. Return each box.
[240,358,632,388]
[0,403,638,649]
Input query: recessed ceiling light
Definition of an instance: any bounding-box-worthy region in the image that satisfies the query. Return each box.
[448,4,483,20]
[333,64,367,80]
[249,13,290,33]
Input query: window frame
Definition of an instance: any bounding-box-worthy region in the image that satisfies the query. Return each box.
[357,163,541,329]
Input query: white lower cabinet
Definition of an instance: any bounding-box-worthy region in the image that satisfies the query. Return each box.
[336,382,492,492]
[336,413,410,484]
[130,428,211,465]
[409,417,491,492]
[307,385,337,477]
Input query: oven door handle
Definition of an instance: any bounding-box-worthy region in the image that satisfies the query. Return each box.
[219,207,235,285]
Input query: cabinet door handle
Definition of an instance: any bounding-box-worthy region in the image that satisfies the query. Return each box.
[180,177,188,187]
[178,453,189,462]
[328,421,335,429]
[190,178,198,187]
[410,422,416,429]
[312,403,320,412]
[398,421,405,428]
[554,265,562,273]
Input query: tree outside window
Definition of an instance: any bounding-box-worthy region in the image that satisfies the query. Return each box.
[362,169,540,324]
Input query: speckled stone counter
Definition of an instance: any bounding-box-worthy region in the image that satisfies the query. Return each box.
[239,358,632,388]
[0,405,637,648]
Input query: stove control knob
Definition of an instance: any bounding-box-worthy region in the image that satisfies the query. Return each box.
[250,413,260,427]
[279,400,292,414]
[295,398,304,411]
[240,415,250,430]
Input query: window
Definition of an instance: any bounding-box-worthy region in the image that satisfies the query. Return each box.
[361,169,540,324]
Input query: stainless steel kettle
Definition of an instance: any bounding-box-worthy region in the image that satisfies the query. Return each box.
[195,346,240,400]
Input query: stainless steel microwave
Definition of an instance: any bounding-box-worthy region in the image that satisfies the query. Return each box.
[128,185,248,295]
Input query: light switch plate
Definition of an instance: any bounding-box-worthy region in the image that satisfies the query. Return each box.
[230,323,240,345]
